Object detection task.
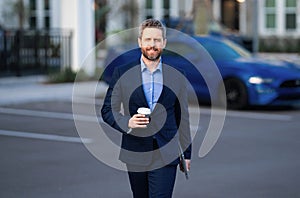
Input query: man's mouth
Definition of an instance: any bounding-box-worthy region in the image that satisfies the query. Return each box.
[147,47,158,52]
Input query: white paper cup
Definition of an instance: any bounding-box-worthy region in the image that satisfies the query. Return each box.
[137,107,151,120]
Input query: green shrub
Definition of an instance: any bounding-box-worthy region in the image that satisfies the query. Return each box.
[47,67,104,83]
[47,67,77,83]
[259,37,300,53]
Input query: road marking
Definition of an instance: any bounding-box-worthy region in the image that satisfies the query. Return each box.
[0,129,93,144]
[0,107,99,122]
[189,107,292,121]
[225,109,292,121]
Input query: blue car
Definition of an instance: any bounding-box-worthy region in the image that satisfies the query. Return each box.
[102,35,300,109]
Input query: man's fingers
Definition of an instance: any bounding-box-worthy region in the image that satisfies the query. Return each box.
[129,114,149,128]
[135,119,149,124]
[133,124,148,128]
[133,114,149,124]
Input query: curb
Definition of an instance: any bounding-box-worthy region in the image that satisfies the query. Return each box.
[0,79,108,106]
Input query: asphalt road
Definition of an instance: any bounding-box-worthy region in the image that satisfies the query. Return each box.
[1,99,300,198]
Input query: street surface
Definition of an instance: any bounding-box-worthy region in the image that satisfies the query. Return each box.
[1,98,300,198]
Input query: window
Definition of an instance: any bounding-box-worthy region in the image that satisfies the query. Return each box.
[44,16,50,29]
[265,0,276,29]
[265,0,276,7]
[29,17,36,28]
[44,0,51,28]
[285,0,297,30]
[30,0,36,10]
[146,0,153,19]
[286,0,296,7]
[146,0,152,9]
[29,0,51,29]
[163,0,170,19]
[44,0,50,10]
[29,0,37,28]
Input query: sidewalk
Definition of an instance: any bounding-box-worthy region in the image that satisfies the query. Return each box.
[258,53,300,65]
[0,75,108,106]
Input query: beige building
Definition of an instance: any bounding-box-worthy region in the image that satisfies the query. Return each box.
[0,0,299,75]
[0,0,95,75]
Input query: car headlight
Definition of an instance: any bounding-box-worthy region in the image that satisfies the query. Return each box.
[248,77,274,84]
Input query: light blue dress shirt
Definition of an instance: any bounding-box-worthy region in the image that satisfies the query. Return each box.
[141,57,163,112]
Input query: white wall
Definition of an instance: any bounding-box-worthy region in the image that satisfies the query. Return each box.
[50,0,61,28]
[59,0,95,75]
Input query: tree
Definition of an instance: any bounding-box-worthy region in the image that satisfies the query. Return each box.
[192,0,213,35]
[95,0,109,42]
[14,0,26,29]
[122,0,139,28]
[1,0,27,29]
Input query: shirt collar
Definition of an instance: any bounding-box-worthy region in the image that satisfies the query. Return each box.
[140,56,162,73]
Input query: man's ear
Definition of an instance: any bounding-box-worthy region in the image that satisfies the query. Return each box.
[138,38,142,48]
[162,39,167,48]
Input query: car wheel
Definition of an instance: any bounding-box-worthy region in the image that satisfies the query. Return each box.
[221,78,248,109]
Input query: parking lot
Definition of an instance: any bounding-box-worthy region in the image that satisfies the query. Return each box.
[0,79,300,197]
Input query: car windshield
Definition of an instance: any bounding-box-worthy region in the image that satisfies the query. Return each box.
[200,38,252,61]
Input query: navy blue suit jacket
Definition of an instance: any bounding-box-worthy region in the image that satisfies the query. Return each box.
[101,59,192,166]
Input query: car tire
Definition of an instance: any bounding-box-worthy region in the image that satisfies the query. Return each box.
[220,78,248,109]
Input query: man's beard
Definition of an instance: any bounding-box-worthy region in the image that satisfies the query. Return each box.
[141,47,162,61]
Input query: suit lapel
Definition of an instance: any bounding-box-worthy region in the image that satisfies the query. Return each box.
[157,63,169,103]
[134,65,149,108]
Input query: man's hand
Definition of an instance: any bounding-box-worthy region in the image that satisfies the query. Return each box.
[128,114,150,129]
[180,159,191,172]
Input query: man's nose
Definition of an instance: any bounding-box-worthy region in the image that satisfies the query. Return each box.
[148,39,155,47]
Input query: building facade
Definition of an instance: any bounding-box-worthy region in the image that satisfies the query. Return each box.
[107,0,300,50]
[0,0,95,75]
[239,0,300,51]
[238,0,300,38]
[0,0,299,72]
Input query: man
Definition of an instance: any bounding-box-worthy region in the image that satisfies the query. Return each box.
[101,19,191,198]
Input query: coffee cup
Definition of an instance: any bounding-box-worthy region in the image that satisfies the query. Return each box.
[137,107,151,121]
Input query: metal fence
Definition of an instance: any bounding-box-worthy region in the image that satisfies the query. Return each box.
[0,29,72,77]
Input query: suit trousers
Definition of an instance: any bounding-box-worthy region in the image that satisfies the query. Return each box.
[127,139,178,198]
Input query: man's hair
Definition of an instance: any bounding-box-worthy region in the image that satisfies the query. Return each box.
[138,18,166,39]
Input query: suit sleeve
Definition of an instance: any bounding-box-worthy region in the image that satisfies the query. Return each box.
[101,67,131,133]
[175,72,192,159]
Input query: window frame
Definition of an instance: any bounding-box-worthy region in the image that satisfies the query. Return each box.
[264,0,277,30]
[285,0,297,31]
